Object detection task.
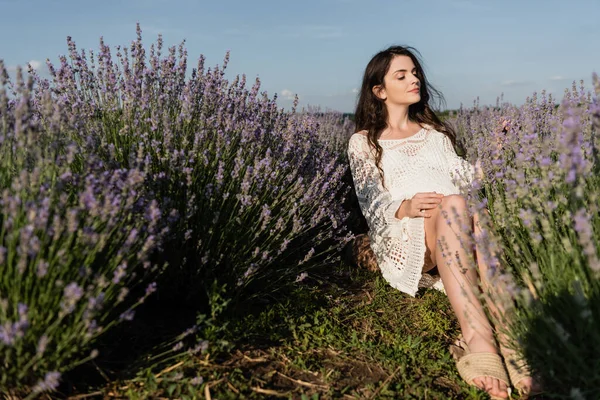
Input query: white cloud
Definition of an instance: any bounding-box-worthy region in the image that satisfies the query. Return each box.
[28,60,42,70]
[280,89,296,100]
[5,59,42,73]
[326,88,360,97]
[549,75,568,81]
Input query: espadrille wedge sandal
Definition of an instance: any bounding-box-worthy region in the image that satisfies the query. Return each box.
[450,338,511,400]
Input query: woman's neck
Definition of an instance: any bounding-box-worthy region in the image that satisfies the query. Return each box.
[381,107,421,138]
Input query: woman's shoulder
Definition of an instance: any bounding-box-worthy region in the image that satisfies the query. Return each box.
[422,124,446,139]
[348,130,369,146]
[348,130,374,155]
[352,129,369,138]
[421,123,439,133]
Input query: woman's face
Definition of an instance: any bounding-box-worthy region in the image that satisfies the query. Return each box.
[373,55,421,107]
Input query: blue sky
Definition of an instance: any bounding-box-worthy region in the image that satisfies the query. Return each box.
[1,0,599,112]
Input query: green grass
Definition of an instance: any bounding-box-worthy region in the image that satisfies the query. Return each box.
[94,261,537,399]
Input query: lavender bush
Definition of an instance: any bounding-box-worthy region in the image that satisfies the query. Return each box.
[0,24,356,395]
[450,76,600,398]
[36,25,353,304]
[298,106,355,158]
[0,64,165,397]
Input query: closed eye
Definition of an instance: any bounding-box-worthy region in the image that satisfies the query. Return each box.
[398,71,418,80]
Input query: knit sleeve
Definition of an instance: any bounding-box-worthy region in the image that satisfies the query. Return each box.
[440,134,475,189]
[347,134,411,238]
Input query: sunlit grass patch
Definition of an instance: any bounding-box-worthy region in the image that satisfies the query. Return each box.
[104,265,493,399]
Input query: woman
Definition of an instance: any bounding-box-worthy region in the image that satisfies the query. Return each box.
[347,45,536,399]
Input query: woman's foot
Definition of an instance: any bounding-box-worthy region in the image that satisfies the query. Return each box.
[499,345,544,396]
[465,335,510,399]
[515,376,533,395]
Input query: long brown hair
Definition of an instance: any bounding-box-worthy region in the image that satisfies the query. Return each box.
[354,45,457,186]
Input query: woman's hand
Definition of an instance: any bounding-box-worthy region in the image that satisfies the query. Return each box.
[396,192,444,219]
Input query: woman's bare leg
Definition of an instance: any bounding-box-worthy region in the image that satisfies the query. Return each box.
[472,211,536,393]
[472,210,510,323]
[424,195,509,398]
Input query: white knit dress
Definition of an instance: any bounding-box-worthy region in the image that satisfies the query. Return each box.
[347,125,474,297]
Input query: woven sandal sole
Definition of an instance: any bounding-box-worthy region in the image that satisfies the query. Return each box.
[451,340,511,400]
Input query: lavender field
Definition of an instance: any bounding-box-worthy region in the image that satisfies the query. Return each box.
[1,25,599,399]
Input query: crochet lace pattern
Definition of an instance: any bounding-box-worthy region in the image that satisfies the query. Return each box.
[347,125,474,296]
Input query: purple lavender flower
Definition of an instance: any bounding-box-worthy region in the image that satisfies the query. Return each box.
[172,341,184,351]
[61,282,83,314]
[87,292,105,312]
[181,325,198,337]
[243,263,259,279]
[86,319,99,339]
[37,334,49,356]
[191,340,209,355]
[280,238,290,253]
[145,200,161,226]
[125,228,139,247]
[119,309,135,321]
[117,287,129,303]
[190,376,204,386]
[295,272,309,283]
[299,248,315,265]
[145,282,157,296]
[0,305,29,346]
[112,262,128,284]
[32,371,61,394]
[573,209,598,264]
[18,303,28,320]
